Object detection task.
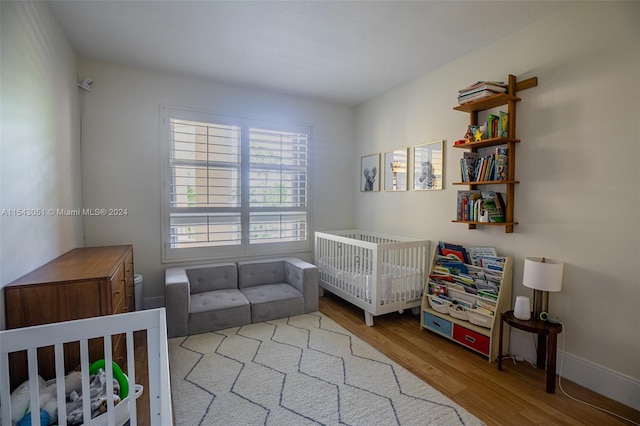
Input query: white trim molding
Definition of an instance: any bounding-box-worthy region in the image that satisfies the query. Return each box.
[509,330,640,411]
[557,350,640,412]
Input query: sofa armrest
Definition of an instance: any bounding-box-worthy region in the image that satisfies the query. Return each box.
[284,258,319,313]
[165,267,191,338]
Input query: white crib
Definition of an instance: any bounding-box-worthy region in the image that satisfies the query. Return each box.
[0,308,172,426]
[315,230,430,326]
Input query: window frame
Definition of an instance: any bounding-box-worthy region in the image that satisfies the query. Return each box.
[160,106,312,263]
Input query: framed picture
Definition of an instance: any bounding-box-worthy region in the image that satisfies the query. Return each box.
[384,148,409,191]
[412,140,443,190]
[361,153,380,192]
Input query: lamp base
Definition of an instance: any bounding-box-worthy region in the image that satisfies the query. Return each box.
[532,289,549,321]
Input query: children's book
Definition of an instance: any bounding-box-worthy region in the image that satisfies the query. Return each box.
[462,152,479,181]
[499,111,509,137]
[477,256,507,272]
[457,190,481,221]
[494,147,508,180]
[481,191,505,223]
[438,241,471,264]
[467,246,497,265]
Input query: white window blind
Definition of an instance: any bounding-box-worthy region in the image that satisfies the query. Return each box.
[249,127,308,244]
[162,108,310,261]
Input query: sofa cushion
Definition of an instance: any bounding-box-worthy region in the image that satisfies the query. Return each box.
[190,289,248,314]
[237,259,285,289]
[186,263,238,294]
[240,283,304,323]
[189,289,251,335]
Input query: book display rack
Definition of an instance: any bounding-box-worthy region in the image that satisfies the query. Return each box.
[420,242,513,362]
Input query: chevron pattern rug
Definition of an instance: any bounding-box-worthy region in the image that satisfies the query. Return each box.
[168,312,484,426]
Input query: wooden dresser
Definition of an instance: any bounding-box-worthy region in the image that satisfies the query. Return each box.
[4,245,134,389]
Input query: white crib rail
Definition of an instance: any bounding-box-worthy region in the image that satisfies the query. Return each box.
[0,308,172,426]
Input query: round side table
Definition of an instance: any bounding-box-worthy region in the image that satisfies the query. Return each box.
[498,310,563,393]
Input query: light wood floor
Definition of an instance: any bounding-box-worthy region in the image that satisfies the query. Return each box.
[319,291,640,426]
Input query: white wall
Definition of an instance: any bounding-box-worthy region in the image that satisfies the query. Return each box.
[354,2,639,408]
[0,1,83,326]
[77,59,355,307]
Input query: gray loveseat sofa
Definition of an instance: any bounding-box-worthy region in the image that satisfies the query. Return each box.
[165,257,319,338]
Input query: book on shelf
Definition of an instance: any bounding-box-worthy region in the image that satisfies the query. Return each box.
[467,246,497,266]
[476,156,486,181]
[458,81,507,94]
[438,241,471,264]
[481,154,494,181]
[481,191,505,223]
[476,256,507,272]
[458,147,508,182]
[487,114,499,138]
[494,147,508,180]
[496,191,506,212]
[440,261,469,275]
[498,111,509,138]
[457,81,507,105]
[460,152,479,182]
[457,89,504,104]
[456,190,481,221]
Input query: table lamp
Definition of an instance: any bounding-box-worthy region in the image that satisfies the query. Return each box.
[522,257,564,320]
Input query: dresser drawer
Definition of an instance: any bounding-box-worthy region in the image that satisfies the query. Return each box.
[422,311,452,337]
[111,266,126,313]
[452,324,490,356]
[112,334,126,367]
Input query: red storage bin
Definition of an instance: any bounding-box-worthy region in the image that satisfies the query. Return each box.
[453,324,490,356]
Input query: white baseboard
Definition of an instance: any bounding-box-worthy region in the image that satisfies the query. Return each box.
[557,350,640,412]
[509,330,640,411]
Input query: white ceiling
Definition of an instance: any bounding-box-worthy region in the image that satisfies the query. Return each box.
[48,0,571,106]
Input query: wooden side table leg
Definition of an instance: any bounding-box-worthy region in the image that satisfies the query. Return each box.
[536,334,546,369]
[546,330,558,393]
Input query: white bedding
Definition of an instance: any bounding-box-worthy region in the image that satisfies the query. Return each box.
[318,257,423,304]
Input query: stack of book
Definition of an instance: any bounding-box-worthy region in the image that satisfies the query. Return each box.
[458,81,507,104]
[459,147,508,182]
[456,190,505,222]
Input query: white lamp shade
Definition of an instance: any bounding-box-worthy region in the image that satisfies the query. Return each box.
[522,257,564,292]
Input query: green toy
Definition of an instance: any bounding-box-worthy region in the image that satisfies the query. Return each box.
[89,359,129,399]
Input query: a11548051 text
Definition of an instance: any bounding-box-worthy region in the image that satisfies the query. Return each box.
[1,208,129,217]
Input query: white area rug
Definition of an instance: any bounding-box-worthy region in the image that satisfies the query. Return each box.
[169,312,484,425]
